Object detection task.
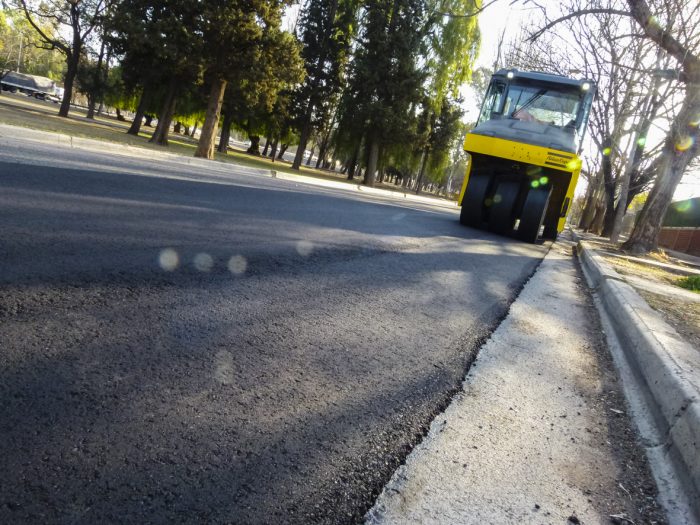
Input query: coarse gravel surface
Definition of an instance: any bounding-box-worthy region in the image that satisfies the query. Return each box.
[1,137,547,524]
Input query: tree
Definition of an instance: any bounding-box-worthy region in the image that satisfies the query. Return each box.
[412,0,480,193]
[530,0,700,254]
[290,0,359,170]
[216,33,304,156]
[106,0,203,142]
[194,0,302,159]
[340,0,429,187]
[0,9,65,80]
[13,0,114,117]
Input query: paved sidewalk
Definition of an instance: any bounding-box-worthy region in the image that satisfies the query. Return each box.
[366,237,665,524]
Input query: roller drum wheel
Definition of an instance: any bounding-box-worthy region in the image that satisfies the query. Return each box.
[517,185,553,243]
[542,222,559,240]
[488,181,520,235]
[459,175,491,227]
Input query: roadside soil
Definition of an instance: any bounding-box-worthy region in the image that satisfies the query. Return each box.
[582,239,700,352]
[572,248,668,524]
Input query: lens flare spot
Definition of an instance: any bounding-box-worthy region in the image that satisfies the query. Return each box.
[602,147,612,156]
[677,200,693,213]
[526,165,542,176]
[484,197,493,207]
[539,176,549,185]
[531,180,540,188]
[194,253,214,272]
[296,240,313,257]
[567,159,582,170]
[228,255,247,275]
[214,350,234,385]
[637,136,647,147]
[690,114,700,127]
[675,135,694,152]
[158,249,179,271]
[493,194,502,204]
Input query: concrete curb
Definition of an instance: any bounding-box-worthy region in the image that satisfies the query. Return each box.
[575,237,700,523]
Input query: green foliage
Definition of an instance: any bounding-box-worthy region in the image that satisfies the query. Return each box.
[295,0,359,126]
[677,275,700,293]
[0,8,65,79]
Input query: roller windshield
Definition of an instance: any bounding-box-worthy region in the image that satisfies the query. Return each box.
[505,84,580,128]
[475,74,595,153]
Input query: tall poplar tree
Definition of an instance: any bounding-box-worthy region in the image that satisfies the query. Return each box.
[290,0,359,170]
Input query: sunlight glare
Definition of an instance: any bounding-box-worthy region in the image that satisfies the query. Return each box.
[228,255,248,275]
[194,253,214,272]
[158,249,179,271]
[296,240,314,257]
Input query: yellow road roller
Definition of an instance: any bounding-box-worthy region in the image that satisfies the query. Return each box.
[458,69,596,242]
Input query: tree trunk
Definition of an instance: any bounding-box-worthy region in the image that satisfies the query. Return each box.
[97,48,111,117]
[195,77,228,159]
[247,135,261,155]
[149,80,177,146]
[144,114,154,127]
[306,145,314,165]
[262,137,271,156]
[292,115,312,169]
[277,144,288,159]
[346,139,361,180]
[59,49,80,118]
[270,139,278,162]
[86,38,106,120]
[174,122,182,134]
[316,132,330,169]
[86,96,97,120]
[622,88,700,254]
[218,112,234,153]
[190,122,198,136]
[600,137,616,237]
[579,177,602,231]
[364,138,379,187]
[611,89,662,243]
[414,149,429,195]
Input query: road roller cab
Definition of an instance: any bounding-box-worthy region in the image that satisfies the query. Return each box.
[458,69,596,242]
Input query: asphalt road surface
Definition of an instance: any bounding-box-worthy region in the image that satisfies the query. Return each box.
[0,138,549,524]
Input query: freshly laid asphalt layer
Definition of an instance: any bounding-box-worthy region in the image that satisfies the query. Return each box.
[0,138,548,524]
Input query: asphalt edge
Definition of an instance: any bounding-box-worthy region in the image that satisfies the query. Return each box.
[573,231,700,524]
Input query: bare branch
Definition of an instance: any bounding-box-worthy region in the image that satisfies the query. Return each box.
[437,0,499,19]
[529,8,632,42]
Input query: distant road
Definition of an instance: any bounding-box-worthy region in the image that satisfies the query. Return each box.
[0,137,548,524]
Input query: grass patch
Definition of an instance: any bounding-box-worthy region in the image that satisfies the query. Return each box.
[677,275,700,293]
[0,94,455,201]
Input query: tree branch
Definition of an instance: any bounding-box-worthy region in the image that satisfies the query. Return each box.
[529,8,632,42]
[626,0,699,83]
[437,0,499,19]
[16,0,69,55]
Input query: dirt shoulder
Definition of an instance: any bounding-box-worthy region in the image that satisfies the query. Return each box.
[582,239,700,352]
